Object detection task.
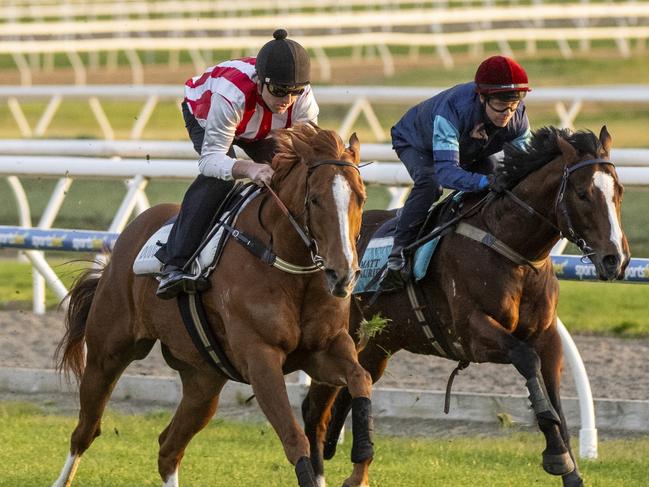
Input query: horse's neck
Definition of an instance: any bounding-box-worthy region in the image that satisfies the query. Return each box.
[482,156,565,260]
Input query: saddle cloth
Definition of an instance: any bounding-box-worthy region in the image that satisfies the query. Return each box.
[352,191,467,294]
[352,224,440,294]
[133,188,260,277]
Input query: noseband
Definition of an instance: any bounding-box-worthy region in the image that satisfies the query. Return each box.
[504,157,615,260]
[263,158,360,272]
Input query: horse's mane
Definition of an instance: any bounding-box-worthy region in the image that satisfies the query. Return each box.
[497,126,603,188]
[271,123,365,197]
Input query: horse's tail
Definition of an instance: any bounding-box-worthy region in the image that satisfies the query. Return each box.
[55,264,104,383]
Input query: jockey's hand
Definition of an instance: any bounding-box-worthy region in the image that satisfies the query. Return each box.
[233,160,274,187]
[486,173,507,193]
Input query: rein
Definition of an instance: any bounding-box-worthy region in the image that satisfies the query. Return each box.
[255,158,360,274]
[503,157,614,261]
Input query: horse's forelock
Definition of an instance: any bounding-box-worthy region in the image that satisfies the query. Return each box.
[270,124,365,200]
[272,125,343,177]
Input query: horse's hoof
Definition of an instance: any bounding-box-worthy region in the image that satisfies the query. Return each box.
[542,451,575,476]
[323,442,337,460]
[562,470,584,487]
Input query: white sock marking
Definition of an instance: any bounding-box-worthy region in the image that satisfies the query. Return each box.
[162,468,179,487]
[333,174,354,268]
[52,453,80,487]
[315,474,327,487]
[593,171,624,258]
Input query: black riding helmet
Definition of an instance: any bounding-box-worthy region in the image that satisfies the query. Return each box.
[255,29,310,86]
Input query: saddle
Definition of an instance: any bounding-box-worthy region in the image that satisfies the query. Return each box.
[415,190,465,244]
[133,183,259,280]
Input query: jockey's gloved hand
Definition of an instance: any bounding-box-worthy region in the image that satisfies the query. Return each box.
[483,173,507,193]
[233,160,275,186]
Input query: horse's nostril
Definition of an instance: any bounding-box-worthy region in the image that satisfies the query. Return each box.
[603,254,619,269]
[325,269,338,281]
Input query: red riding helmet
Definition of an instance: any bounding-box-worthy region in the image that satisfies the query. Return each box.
[474,55,531,100]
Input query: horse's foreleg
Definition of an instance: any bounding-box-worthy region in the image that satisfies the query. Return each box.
[302,382,341,485]
[306,333,374,487]
[245,345,317,487]
[467,311,573,477]
[536,329,584,487]
[320,344,389,464]
[157,367,225,486]
[323,388,352,461]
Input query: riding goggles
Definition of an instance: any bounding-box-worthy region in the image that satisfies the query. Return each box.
[265,82,307,98]
[486,98,520,113]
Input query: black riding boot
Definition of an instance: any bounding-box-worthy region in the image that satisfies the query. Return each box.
[378,241,409,292]
[155,175,235,299]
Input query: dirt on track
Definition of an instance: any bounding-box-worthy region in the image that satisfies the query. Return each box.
[2,309,648,402]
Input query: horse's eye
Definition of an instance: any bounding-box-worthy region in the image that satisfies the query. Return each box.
[577,190,588,201]
[310,197,321,207]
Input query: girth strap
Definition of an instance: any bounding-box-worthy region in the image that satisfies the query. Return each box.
[177,293,247,383]
[406,280,465,360]
[455,222,546,270]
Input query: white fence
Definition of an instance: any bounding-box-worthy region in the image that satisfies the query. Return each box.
[2,84,649,142]
[2,0,648,83]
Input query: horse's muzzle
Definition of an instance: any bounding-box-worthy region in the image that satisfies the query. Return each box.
[593,253,625,281]
[325,268,360,298]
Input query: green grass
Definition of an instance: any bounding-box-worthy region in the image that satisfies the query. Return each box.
[557,281,649,337]
[1,400,648,486]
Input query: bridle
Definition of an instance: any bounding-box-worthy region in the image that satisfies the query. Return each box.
[262,158,361,273]
[502,157,615,260]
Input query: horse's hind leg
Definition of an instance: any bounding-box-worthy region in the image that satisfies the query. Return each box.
[157,366,226,486]
[467,311,573,478]
[53,333,153,487]
[536,329,584,487]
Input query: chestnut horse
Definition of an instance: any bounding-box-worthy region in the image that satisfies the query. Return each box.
[302,126,630,487]
[53,124,374,487]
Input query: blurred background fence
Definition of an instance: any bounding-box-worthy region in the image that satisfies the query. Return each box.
[2,0,649,84]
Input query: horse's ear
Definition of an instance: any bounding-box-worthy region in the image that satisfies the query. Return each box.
[599,125,612,156]
[556,135,579,164]
[347,132,361,164]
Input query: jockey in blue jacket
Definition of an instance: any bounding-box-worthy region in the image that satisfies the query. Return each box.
[380,55,533,292]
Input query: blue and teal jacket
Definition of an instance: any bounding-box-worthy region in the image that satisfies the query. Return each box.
[391,82,531,191]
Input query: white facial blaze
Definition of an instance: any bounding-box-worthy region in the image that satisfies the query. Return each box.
[332,174,354,269]
[593,171,624,258]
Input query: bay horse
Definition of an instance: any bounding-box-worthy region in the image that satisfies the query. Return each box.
[53,124,375,487]
[302,126,630,487]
